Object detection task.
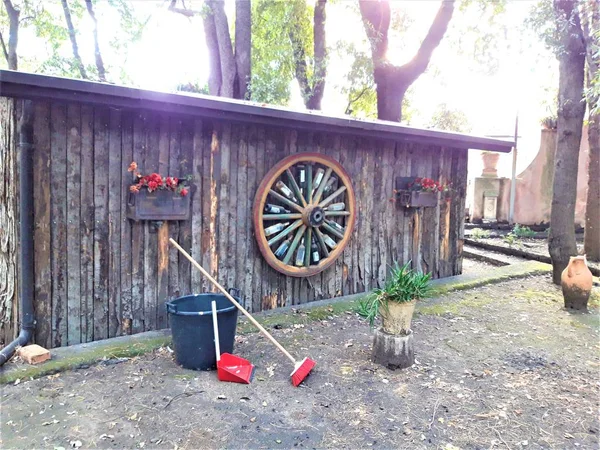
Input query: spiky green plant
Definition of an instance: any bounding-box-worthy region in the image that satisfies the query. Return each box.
[358,261,432,328]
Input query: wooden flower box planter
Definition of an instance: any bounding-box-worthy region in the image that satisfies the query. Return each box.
[394,176,439,208]
[126,189,191,221]
[396,190,438,208]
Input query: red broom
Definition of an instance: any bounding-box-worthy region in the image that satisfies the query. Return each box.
[170,239,316,387]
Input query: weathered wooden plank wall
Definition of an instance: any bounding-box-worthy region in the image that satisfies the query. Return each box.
[4,98,467,348]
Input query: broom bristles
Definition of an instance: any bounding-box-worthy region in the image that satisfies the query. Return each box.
[290,357,316,387]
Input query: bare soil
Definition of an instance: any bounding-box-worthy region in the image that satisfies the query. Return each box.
[2,276,599,450]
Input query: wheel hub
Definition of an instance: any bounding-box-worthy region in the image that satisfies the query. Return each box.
[303,205,325,227]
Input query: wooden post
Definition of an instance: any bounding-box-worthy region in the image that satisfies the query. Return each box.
[371,329,415,370]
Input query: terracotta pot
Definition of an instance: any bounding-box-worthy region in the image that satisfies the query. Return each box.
[561,255,593,310]
[481,152,500,177]
[380,300,416,335]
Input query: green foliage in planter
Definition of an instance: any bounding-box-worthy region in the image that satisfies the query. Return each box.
[357,261,432,328]
[512,224,535,238]
[470,228,491,240]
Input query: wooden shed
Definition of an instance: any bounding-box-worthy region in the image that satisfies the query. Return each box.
[0,71,513,349]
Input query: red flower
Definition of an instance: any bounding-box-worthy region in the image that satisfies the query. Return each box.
[148,180,158,192]
[180,188,189,197]
[139,176,148,186]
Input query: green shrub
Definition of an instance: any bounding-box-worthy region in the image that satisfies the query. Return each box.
[512,224,535,238]
[470,228,491,240]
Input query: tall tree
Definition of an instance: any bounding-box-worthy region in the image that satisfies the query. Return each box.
[580,0,600,261]
[359,0,455,121]
[289,0,327,110]
[168,0,251,99]
[548,0,586,284]
[1,0,19,70]
[85,0,106,82]
[61,0,87,79]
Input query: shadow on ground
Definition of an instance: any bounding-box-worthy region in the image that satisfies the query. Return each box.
[2,276,599,449]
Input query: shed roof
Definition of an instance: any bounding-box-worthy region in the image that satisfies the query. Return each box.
[0,70,513,152]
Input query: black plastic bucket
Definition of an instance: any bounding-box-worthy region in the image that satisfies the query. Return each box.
[166,289,240,370]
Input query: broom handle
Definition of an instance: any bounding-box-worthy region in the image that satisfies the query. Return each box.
[211,301,221,362]
[170,238,297,365]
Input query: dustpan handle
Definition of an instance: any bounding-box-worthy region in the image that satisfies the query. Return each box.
[170,238,297,365]
[211,301,221,362]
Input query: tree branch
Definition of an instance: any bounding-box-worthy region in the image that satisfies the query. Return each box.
[0,31,9,63]
[401,0,455,83]
[61,0,88,79]
[344,84,373,115]
[167,0,199,17]
[2,0,19,70]
[289,25,311,103]
[85,0,107,82]
[202,8,222,96]
[359,0,390,64]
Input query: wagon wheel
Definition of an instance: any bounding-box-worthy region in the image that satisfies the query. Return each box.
[253,152,356,277]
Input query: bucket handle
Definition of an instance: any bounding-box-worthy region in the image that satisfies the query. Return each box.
[165,288,241,315]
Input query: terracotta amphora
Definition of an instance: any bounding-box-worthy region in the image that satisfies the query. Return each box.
[561,255,593,310]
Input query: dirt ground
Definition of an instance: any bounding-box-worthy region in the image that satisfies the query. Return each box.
[2,275,599,450]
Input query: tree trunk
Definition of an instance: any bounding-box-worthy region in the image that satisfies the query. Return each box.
[359,0,454,122]
[548,0,586,284]
[306,0,327,110]
[202,9,222,96]
[61,0,88,79]
[2,0,19,70]
[584,115,600,260]
[234,0,251,100]
[208,0,236,98]
[85,0,107,82]
[581,0,600,261]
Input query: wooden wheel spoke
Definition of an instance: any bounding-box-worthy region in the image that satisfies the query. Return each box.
[304,227,312,267]
[319,186,347,208]
[307,164,313,204]
[263,213,302,221]
[313,167,333,204]
[322,221,345,240]
[285,169,307,207]
[283,225,306,265]
[313,227,330,258]
[325,211,350,217]
[267,220,303,246]
[268,189,303,213]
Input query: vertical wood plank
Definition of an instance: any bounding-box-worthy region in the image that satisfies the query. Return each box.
[107,109,122,338]
[217,122,231,290]
[208,123,221,288]
[65,103,82,345]
[178,118,194,295]
[80,105,94,342]
[143,113,159,331]
[228,124,240,296]
[93,106,110,341]
[167,116,182,304]
[251,125,265,312]
[131,111,146,333]
[120,112,133,334]
[156,114,170,329]
[33,102,52,348]
[236,124,250,307]
[50,103,68,347]
[454,149,468,275]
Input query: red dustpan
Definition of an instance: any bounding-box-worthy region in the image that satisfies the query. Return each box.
[211,301,255,384]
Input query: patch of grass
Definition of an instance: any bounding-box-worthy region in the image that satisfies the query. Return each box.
[0,335,171,385]
[417,294,493,317]
[512,224,536,238]
[589,290,600,308]
[470,228,491,240]
[515,289,561,304]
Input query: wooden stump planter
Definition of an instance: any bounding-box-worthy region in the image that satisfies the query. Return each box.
[372,329,414,370]
[380,300,416,335]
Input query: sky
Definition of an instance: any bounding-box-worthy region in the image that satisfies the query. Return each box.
[13,0,559,179]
